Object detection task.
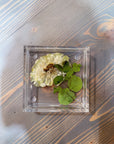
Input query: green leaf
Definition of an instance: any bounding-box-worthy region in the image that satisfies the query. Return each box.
[63,61,71,73]
[53,86,62,93]
[53,75,64,85]
[68,75,82,92]
[53,62,82,105]
[72,63,81,72]
[58,88,75,105]
[65,88,76,100]
[54,64,63,71]
[66,69,74,78]
[64,76,69,81]
[78,64,82,67]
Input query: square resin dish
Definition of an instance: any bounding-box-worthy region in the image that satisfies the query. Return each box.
[23,46,90,112]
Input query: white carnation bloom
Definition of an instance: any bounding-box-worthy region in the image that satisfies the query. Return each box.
[30,53,69,87]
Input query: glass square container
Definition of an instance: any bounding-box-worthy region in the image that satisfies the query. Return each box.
[23,46,90,112]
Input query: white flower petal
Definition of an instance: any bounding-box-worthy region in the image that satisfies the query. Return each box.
[30,53,69,87]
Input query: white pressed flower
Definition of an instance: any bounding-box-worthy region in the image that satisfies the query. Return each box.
[30,53,69,87]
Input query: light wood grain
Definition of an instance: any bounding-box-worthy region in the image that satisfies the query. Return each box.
[0,0,55,43]
[0,0,114,144]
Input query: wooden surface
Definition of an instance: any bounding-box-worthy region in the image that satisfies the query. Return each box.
[0,0,114,144]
